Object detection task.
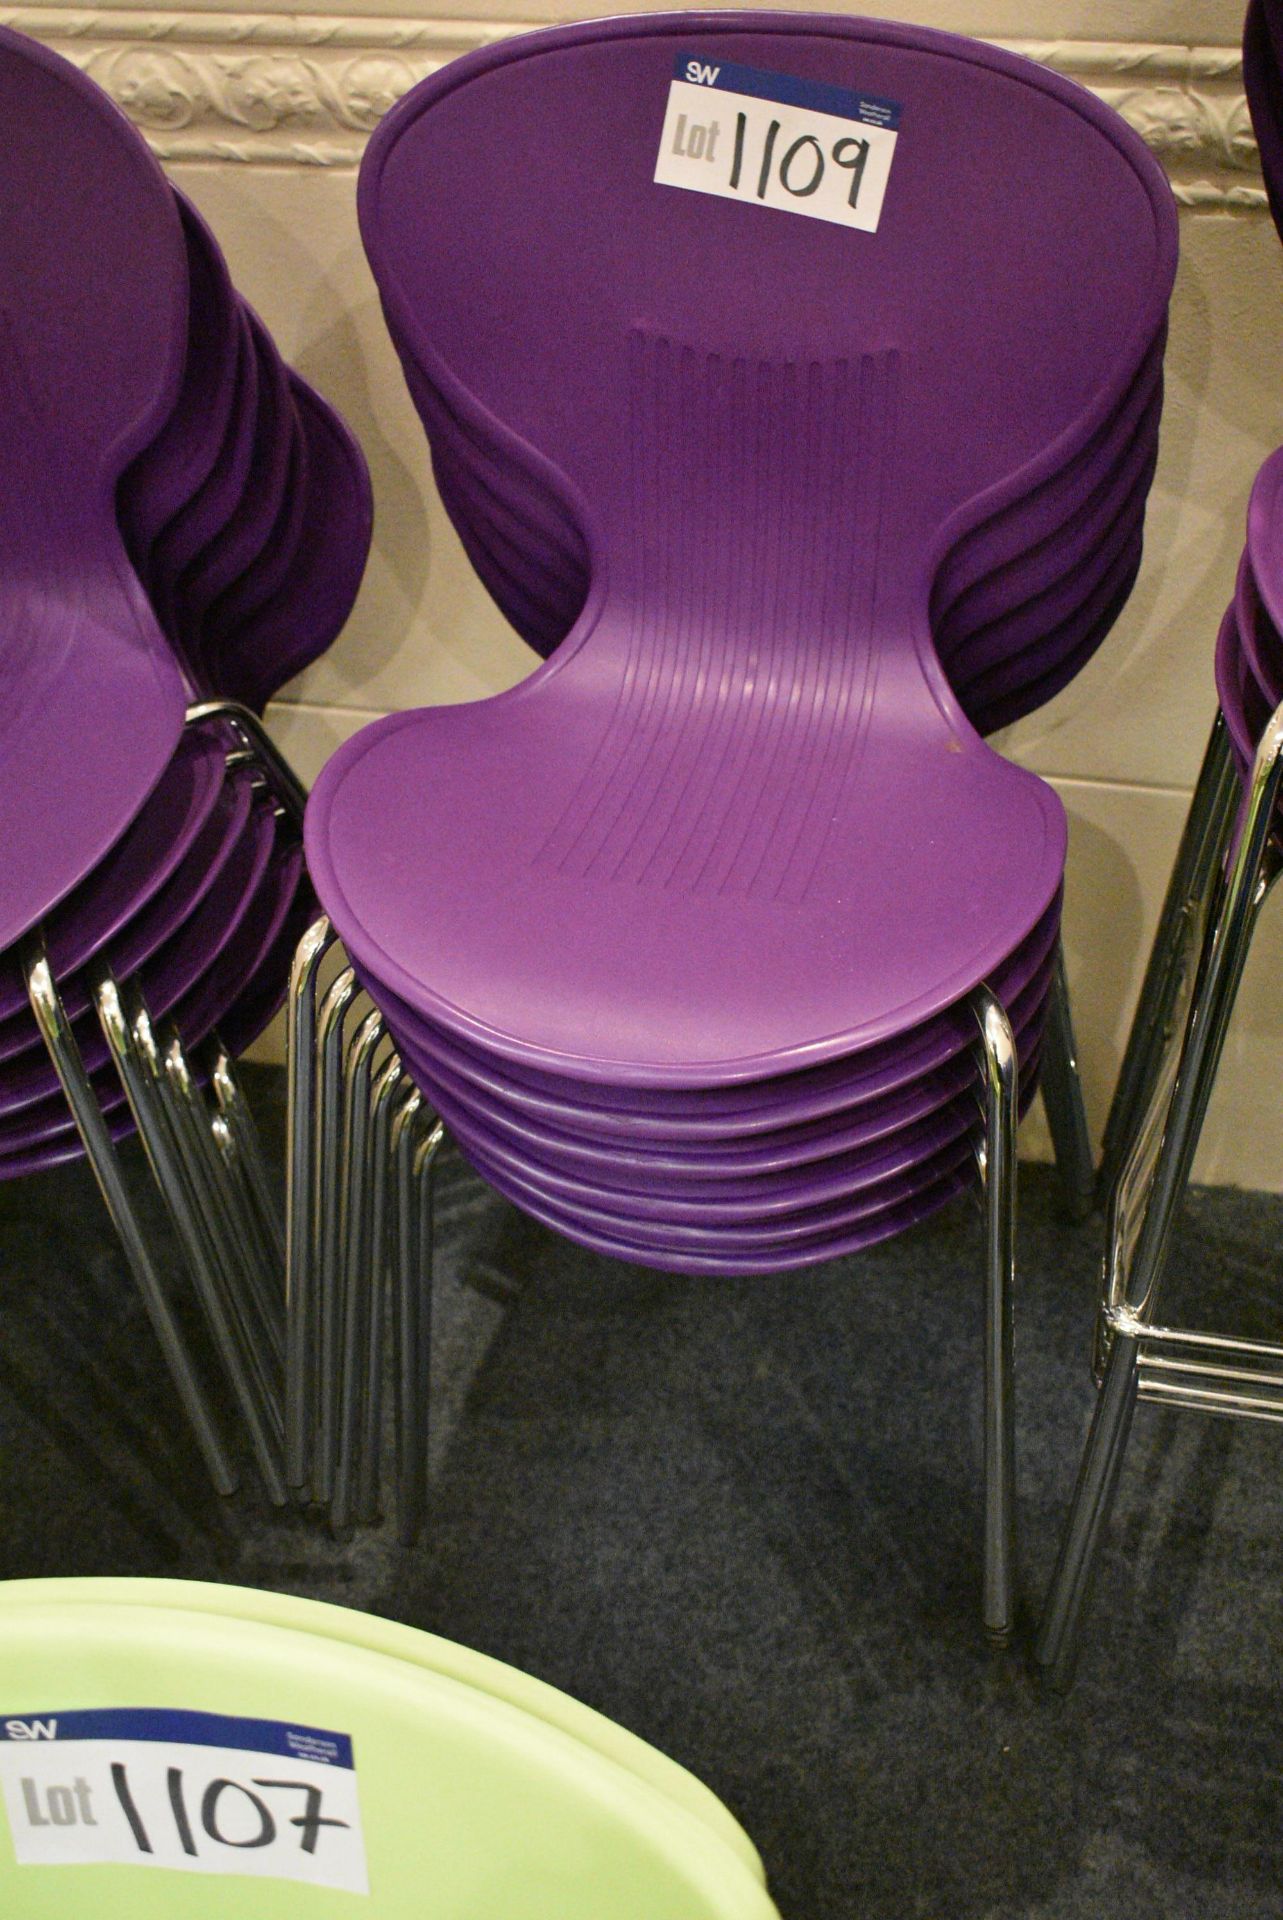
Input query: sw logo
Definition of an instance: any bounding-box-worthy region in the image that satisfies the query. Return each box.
[5,1720,57,1740]
[685,61,721,86]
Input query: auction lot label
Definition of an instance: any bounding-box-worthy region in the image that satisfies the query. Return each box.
[655,52,901,232]
[0,1708,368,1892]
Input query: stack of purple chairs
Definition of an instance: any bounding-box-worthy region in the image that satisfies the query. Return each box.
[1034,0,1283,1687]
[0,26,371,1501]
[296,15,1175,1624]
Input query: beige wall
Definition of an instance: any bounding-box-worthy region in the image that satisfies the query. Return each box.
[21,1,1283,1187]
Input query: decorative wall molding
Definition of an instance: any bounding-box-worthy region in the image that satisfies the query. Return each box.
[2,7,1268,205]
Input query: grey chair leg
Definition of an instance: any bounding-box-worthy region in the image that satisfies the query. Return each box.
[1034,1332,1140,1690]
[22,939,239,1497]
[158,1024,284,1379]
[284,916,336,1497]
[312,965,358,1506]
[126,983,286,1505]
[283,919,445,1529]
[93,967,276,1496]
[354,1054,404,1524]
[1036,703,1283,1689]
[1039,944,1095,1221]
[972,986,1019,1647]
[210,1040,286,1273]
[331,1007,386,1531]
[1098,714,1240,1201]
[394,1105,445,1548]
[391,1087,424,1536]
[212,1109,278,1314]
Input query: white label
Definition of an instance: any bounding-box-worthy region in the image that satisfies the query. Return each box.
[654,53,901,233]
[0,1709,368,1893]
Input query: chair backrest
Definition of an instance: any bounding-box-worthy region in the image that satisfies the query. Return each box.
[361,13,1175,659]
[0,27,186,507]
[0,26,188,954]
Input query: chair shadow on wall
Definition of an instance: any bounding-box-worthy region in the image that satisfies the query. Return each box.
[990,241,1224,778]
[1057,806,1147,1140]
[294,288,433,694]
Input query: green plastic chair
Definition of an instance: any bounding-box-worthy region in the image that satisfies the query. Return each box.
[0,1580,777,1918]
[0,1578,761,1878]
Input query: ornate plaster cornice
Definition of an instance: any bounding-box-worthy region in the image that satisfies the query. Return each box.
[0,7,1267,206]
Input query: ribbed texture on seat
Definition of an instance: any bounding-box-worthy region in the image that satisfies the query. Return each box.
[536,336,899,905]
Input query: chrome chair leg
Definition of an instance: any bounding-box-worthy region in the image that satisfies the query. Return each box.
[159,1023,284,1377]
[22,939,239,1497]
[1098,713,1239,1201]
[210,1041,286,1272]
[1034,1330,1140,1691]
[394,1100,444,1547]
[357,1054,405,1525]
[1036,704,1283,1689]
[212,1110,276,1300]
[313,964,358,1506]
[1039,943,1095,1220]
[121,983,287,1506]
[284,916,336,1496]
[93,964,292,1502]
[972,985,1019,1647]
[412,1119,446,1544]
[211,1109,288,1374]
[391,1086,425,1540]
[184,698,308,827]
[331,1007,386,1531]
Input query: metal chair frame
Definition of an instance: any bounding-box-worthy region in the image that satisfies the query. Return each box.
[1037,703,1283,1688]
[18,701,446,1535]
[284,914,1093,1641]
[282,916,443,1538]
[11,684,1095,1593]
[18,701,303,1502]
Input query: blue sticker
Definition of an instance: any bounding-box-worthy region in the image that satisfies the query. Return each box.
[672,52,901,130]
[0,1709,353,1768]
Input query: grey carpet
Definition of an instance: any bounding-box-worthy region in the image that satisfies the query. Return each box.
[1,1067,1282,1919]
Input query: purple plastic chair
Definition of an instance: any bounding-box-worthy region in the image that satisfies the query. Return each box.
[1037,427,1283,1687]
[332,14,1173,1075]
[0,25,370,738]
[294,13,1175,1631]
[0,26,350,1504]
[0,28,188,961]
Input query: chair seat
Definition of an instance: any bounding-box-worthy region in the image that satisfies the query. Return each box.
[309,615,1064,1082]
